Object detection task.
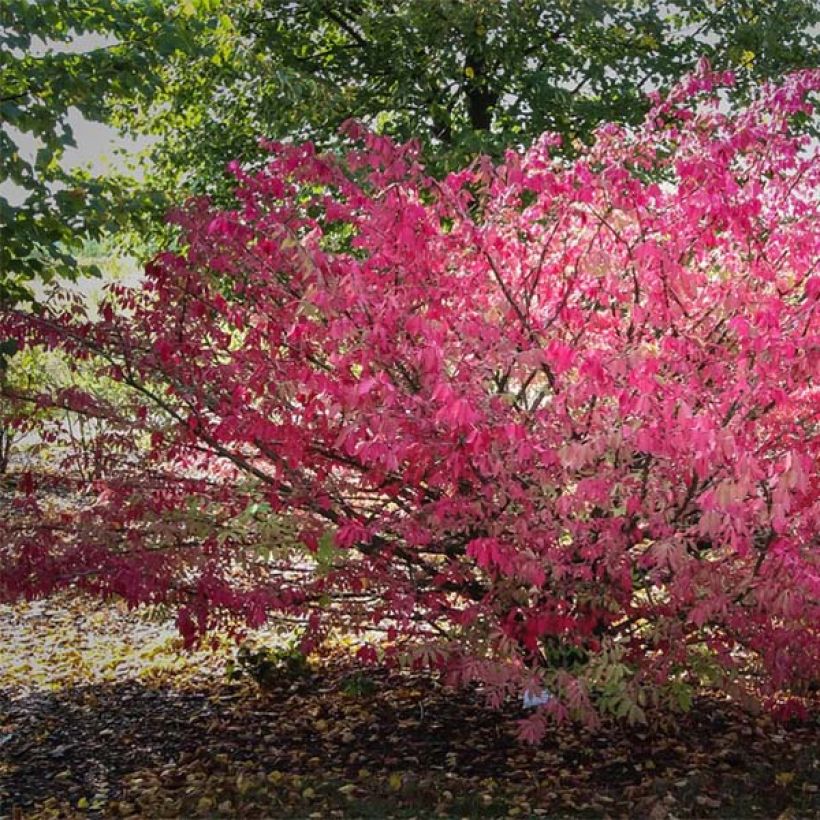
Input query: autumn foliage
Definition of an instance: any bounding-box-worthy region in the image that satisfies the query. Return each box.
[2,64,818,739]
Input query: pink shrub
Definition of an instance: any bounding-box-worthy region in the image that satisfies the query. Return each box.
[3,63,818,739]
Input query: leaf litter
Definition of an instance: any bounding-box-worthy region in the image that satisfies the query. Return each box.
[0,595,817,818]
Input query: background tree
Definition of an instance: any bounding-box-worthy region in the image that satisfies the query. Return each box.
[3,0,818,306]
[134,0,820,200]
[0,0,206,305]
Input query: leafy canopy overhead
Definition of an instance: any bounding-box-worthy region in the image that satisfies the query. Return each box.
[2,66,818,738]
[139,0,820,194]
[2,0,818,302]
[0,0,206,303]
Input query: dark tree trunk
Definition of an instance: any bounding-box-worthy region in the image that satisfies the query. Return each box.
[464,49,499,132]
[0,427,11,474]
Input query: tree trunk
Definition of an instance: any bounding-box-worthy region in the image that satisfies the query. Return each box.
[0,427,11,474]
[464,49,499,132]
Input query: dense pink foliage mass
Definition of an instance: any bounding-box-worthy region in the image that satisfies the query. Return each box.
[2,65,818,735]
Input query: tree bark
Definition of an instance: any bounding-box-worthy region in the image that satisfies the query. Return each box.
[464,48,499,132]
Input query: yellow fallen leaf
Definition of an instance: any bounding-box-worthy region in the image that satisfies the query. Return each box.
[338,783,357,796]
[77,797,89,810]
[776,771,796,786]
[302,787,316,800]
[388,772,403,791]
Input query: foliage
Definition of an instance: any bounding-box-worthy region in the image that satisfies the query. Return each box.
[340,670,378,698]
[0,346,52,473]
[0,246,140,472]
[1,66,819,739]
[136,0,820,193]
[228,638,311,686]
[3,1,817,301]
[0,0,204,302]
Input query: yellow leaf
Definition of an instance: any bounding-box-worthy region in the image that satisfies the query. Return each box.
[77,797,89,810]
[302,787,316,800]
[388,772,403,791]
[338,783,357,796]
[776,771,796,786]
[196,797,213,814]
[465,66,475,79]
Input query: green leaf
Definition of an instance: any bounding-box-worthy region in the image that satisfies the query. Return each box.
[316,529,339,572]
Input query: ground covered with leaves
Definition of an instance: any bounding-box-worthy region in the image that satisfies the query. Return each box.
[0,596,817,819]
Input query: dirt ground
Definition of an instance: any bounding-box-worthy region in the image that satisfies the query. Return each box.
[0,595,817,819]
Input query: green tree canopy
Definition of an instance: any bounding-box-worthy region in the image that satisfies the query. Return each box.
[0,0,206,304]
[3,0,818,306]
[138,0,819,199]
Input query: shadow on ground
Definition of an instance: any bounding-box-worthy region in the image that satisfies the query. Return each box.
[1,664,818,818]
